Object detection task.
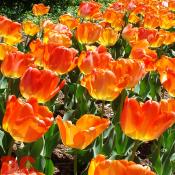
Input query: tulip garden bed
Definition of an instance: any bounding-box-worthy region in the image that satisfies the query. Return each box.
[1,0,175,175]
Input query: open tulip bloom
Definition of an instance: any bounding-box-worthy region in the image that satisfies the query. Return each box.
[57,114,110,149]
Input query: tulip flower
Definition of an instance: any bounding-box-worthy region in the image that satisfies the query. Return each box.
[0,16,22,45]
[3,95,54,142]
[57,114,110,149]
[1,51,35,78]
[103,9,124,31]
[43,21,72,47]
[22,20,40,36]
[59,14,79,30]
[29,39,58,67]
[130,40,158,71]
[120,97,175,141]
[143,12,159,29]
[44,46,78,75]
[32,3,50,16]
[81,69,127,101]
[20,67,65,103]
[76,22,102,45]
[78,45,113,74]
[0,43,17,60]
[88,155,156,175]
[111,59,145,88]
[98,27,119,47]
[78,1,102,19]
[156,56,175,97]
[122,24,138,44]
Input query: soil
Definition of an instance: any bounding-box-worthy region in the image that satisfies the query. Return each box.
[52,144,74,175]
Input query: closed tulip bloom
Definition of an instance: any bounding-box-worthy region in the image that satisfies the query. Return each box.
[120,97,175,141]
[20,67,65,103]
[59,14,79,30]
[32,3,50,16]
[81,69,127,101]
[78,45,113,74]
[44,46,78,75]
[88,155,156,175]
[57,114,110,149]
[1,51,35,78]
[76,22,102,45]
[3,95,54,142]
[98,27,119,47]
[22,20,40,36]
[0,43,17,60]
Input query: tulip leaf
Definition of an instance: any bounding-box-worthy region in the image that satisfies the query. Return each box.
[0,130,5,154]
[30,137,44,157]
[139,73,150,99]
[44,159,54,175]
[45,133,60,158]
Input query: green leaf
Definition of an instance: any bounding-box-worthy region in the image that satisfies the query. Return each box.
[44,159,54,175]
[30,137,44,157]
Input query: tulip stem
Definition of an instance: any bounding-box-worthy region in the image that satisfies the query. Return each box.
[101,101,105,117]
[8,139,14,156]
[74,150,78,175]
[129,141,140,161]
[100,101,105,150]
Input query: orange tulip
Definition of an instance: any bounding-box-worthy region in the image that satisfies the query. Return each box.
[169,0,175,11]
[57,114,110,149]
[103,9,125,31]
[0,43,17,60]
[1,51,35,78]
[78,1,102,19]
[59,14,79,30]
[122,24,138,44]
[22,20,40,36]
[76,22,102,45]
[32,3,50,16]
[156,55,175,73]
[88,155,156,175]
[120,97,175,141]
[43,21,72,47]
[3,95,54,142]
[20,67,65,103]
[29,39,58,67]
[81,69,127,101]
[143,13,159,29]
[159,69,175,97]
[138,28,159,45]
[98,27,119,47]
[44,46,78,75]
[78,45,113,74]
[130,40,158,71]
[0,16,22,45]
[111,59,145,88]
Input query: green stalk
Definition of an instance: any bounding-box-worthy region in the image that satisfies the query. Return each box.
[74,150,78,175]
[129,141,140,161]
[7,139,14,156]
[100,101,105,150]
